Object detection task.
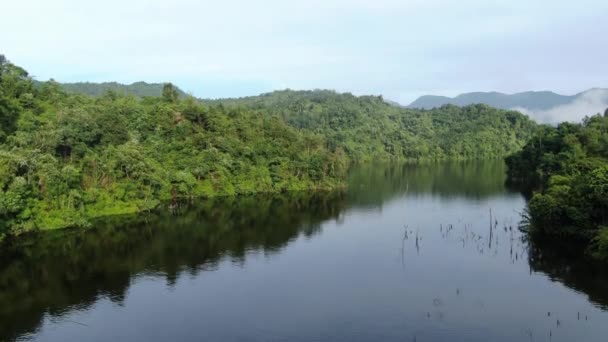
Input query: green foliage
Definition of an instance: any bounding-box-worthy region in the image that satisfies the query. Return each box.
[35,80,188,98]
[0,58,537,235]
[162,83,180,103]
[591,227,608,261]
[214,90,537,162]
[506,114,608,259]
[0,55,34,143]
[0,59,349,235]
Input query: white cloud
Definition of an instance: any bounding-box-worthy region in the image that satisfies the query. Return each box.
[1,0,607,100]
[513,89,608,124]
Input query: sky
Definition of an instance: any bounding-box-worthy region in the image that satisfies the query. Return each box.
[1,0,607,104]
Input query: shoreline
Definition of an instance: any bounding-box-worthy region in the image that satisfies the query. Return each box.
[1,181,348,242]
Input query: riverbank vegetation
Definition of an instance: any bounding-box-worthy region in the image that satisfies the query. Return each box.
[506,112,608,260]
[0,56,536,235]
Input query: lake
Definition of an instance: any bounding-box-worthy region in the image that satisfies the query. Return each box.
[1,160,607,342]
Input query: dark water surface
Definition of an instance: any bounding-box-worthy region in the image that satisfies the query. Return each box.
[1,161,608,342]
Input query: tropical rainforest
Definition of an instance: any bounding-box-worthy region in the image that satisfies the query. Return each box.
[506,111,608,260]
[0,55,537,236]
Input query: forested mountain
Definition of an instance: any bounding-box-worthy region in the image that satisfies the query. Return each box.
[409,89,608,124]
[505,111,608,260]
[214,90,537,161]
[409,91,576,110]
[34,80,188,98]
[0,56,537,235]
[1,58,349,234]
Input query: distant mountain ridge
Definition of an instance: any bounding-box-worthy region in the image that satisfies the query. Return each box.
[34,81,187,98]
[408,89,608,123]
[409,90,583,110]
[35,80,608,123]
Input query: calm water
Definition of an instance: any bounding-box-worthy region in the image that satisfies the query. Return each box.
[1,161,608,342]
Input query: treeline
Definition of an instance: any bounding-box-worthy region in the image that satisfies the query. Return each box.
[0,56,536,235]
[0,57,348,234]
[506,112,608,260]
[215,89,537,161]
[36,80,188,98]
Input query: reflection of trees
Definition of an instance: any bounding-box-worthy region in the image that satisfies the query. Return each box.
[346,159,514,208]
[528,240,608,310]
[0,192,346,341]
[3,161,607,341]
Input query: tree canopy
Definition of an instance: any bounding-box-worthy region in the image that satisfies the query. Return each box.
[506,112,608,260]
[214,89,537,162]
[35,80,188,98]
[0,57,537,236]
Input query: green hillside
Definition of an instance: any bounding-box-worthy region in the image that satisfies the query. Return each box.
[34,80,188,98]
[0,56,537,235]
[215,89,537,162]
[409,90,580,110]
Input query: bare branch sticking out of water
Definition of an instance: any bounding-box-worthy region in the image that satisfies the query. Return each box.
[64,319,89,327]
[401,225,408,270]
[489,208,494,250]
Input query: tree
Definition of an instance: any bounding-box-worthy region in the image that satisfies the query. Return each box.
[162,83,179,103]
[0,54,6,75]
[0,59,539,236]
[0,57,32,142]
[506,112,608,259]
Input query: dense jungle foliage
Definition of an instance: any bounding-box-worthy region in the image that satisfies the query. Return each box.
[0,56,536,235]
[0,57,349,234]
[214,90,537,161]
[506,112,608,260]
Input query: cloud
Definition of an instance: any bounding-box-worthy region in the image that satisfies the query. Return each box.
[1,0,607,100]
[513,89,608,124]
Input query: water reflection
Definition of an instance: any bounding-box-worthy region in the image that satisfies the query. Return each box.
[529,240,608,310]
[0,160,606,342]
[0,192,346,341]
[346,160,518,209]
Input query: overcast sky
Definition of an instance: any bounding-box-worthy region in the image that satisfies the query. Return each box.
[2,0,607,104]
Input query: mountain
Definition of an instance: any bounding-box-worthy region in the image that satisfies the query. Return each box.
[409,91,576,110]
[34,81,188,98]
[215,89,537,162]
[408,89,608,123]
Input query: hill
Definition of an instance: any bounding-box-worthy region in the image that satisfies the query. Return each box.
[34,80,188,98]
[214,89,537,161]
[0,56,537,234]
[409,89,608,123]
[409,91,575,110]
